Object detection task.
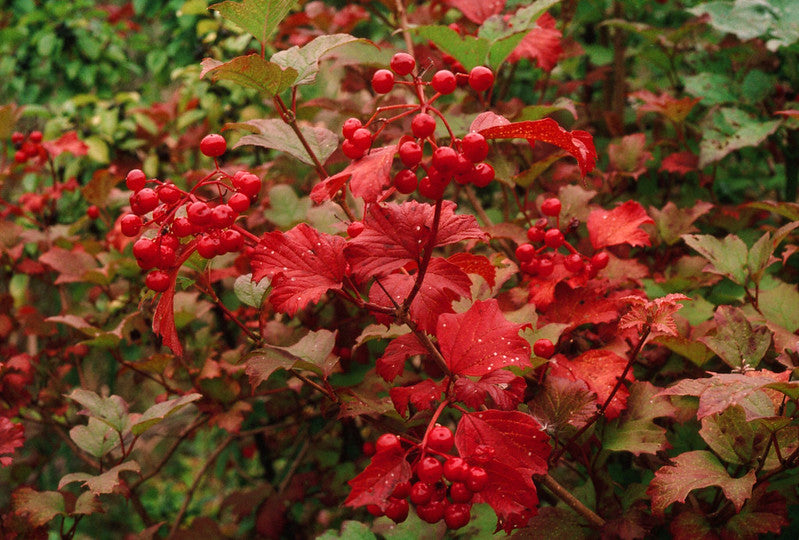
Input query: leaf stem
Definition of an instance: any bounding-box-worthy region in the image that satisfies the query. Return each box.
[272,95,328,180]
[535,473,606,528]
[402,197,443,312]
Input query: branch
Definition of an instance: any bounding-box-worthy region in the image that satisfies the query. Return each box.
[535,473,605,529]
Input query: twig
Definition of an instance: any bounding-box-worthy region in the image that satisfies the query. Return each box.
[535,473,605,528]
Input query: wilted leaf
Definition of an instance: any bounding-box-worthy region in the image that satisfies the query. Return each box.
[246,329,338,386]
[13,488,65,527]
[528,376,596,435]
[619,293,690,341]
[58,461,141,495]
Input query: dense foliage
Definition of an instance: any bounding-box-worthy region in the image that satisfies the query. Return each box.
[1,0,798,538]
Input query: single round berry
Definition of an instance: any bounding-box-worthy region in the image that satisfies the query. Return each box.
[120,214,142,237]
[29,131,43,143]
[342,139,365,160]
[431,69,457,94]
[393,169,418,194]
[544,228,565,249]
[427,425,454,453]
[366,504,383,517]
[591,251,610,270]
[172,217,192,238]
[411,113,436,139]
[520,258,540,275]
[461,132,489,163]
[449,482,473,503]
[200,133,226,158]
[187,201,212,226]
[515,243,536,263]
[468,66,494,92]
[133,188,159,214]
[392,480,412,500]
[443,457,470,482]
[432,146,458,174]
[390,52,416,76]
[158,183,181,204]
[470,162,495,187]
[375,433,401,454]
[197,235,220,259]
[126,169,147,192]
[466,466,488,492]
[11,131,24,145]
[399,141,423,168]
[416,500,446,524]
[533,338,555,359]
[371,69,395,94]
[211,204,237,229]
[541,197,562,217]
[133,237,158,263]
[342,117,362,139]
[87,205,100,220]
[347,221,365,238]
[564,253,584,273]
[537,258,554,277]
[350,128,372,151]
[157,245,177,269]
[410,481,433,505]
[416,456,444,484]
[362,441,376,456]
[418,174,446,200]
[228,192,250,213]
[455,152,472,175]
[444,503,471,529]
[13,150,26,163]
[585,261,598,279]
[160,234,179,251]
[145,270,170,292]
[385,497,409,523]
[527,226,545,243]
[220,229,244,253]
[238,174,262,199]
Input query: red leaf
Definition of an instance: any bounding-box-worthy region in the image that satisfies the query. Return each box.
[344,447,412,509]
[630,90,701,124]
[38,246,99,284]
[448,252,496,288]
[587,200,654,250]
[437,299,530,377]
[389,379,444,417]
[251,223,347,315]
[376,333,428,382]
[454,370,526,410]
[607,133,653,180]
[475,459,540,533]
[480,118,597,177]
[368,258,472,333]
[310,145,395,203]
[345,201,486,282]
[660,151,699,175]
[0,417,24,467]
[42,131,88,158]
[470,111,511,133]
[549,349,634,419]
[445,0,506,24]
[507,13,562,71]
[539,281,621,327]
[775,109,799,118]
[619,293,690,340]
[153,269,183,357]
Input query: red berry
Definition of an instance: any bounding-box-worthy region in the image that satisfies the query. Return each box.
[564,253,584,273]
[537,258,554,277]
[416,456,443,484]
[157,245,177,269]
[385,498,409,523]
[160,234,179,251]
[145,270,170,292]
[454,152,472,175]
[390,52,416,76]
[431,69,457,94]
[362,441,376,456]
[393,169,418,194]
[11,131,24,144]
[228,192,250,213]
[444,503,471,529]
[461,132,488,163]
[187,201,212,227]
[238,174,262,199]
[347,221,365,238]
[87,205,100,220]
[515,243,536,263]
[541,197,562,217]
[197,235,220,259]
[29,131,42,143]
[120,214,142,237]
[468,66,494,92]
[220,229,244,252]
[410,481,433,505]
[133,237,158,265]
[449,482,473,503]
[443,457,470,482]
[466,466,488,492]
[418,174,446,200]
[366,504,383,517]
[591,251,609,270]
[411,113,436,139]
[376,433,401,454]
[200,133,226,158]
[432,146,458,174]
[470,162,494,187]
[520,258,540,275]
[371,69,395,94]
[392,480,412,499]
[544,228,564,249]
[534,338,555,359]
[427,425,454,453]
[527,226,545,243]
[133,188,159,214]
[398,141,423,167]
[13,150,26,163]
[158,183,181,204]
[126,169,147,192]
[416,500,446,524]
[342,139,365,160]
[350,128,372,151]
[342,118,362,139]
[172,217,192,238]
[211,204,236,229]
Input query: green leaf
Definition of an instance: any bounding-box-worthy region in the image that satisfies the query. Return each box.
[317,520,376,540]
[271,34,371,86]
[688,0,799,50]
[58,461,141,495]
[231,118,338,166]
[69,417,118,458]
[747,231,776,285]
[131,393,201,436]
[246,329,338,385]
[72,491,102,516]
[683,72,738,105]
[233,273,271,308]
[653,335,715,367]
[200,55,298,96]
[262,184,312,228]
[66,389,129,432]
[698,108,782,168]
[650,201,714,246]
[699,306,772,370]
[604,381,677,455]
[209,0,295,46]
[412,26,490,71]
[12,488,65,527]
[682,233,748,285]
[758,280,799,332]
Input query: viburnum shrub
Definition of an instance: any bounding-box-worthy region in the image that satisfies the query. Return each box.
[2,0,799,538]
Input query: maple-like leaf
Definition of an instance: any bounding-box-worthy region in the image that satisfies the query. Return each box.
[368,258,472,333]
[344,447,411,509]
[607,133,653,180]
[603,381,676,456]
[540,281,621,327]
[507,13,562,71]
[389,379,444,417]
[42,131,88,158]
[447,252,496,288]
[474,459,540,533]
[647,450,755,517]
[445,0,505,24]
[528,376,596,435]
[251,223,347,315]
[375,333,428,382]
[649,200,713,246]
[659,151,699,176]
[454,370,526,410]
[698,306,772,370]
[12,488,65,528]
[58,461,141,496]
[548,349,634,419]
[310,145,395,203]
[345,201,486,282]
[724,484,790,539]
[619,293,690,340]
[38,246,99,285]
[587,200,654,250]
[0,417,24,467]
[437,299,531,377]
[630,90,701,124]
[480,119,597,177]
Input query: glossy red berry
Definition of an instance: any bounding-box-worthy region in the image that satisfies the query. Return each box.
[342,117,362,139]
[238,174,262,199]
[410,481,433,505]
[432,146,458,174]
[157,245,177,269]
[427,425,454,453]
[443,457,470,482]
[416,500,446,524]
[87,205,100,219]
[200,133,226,157]
[133,188,159,214]
[541,197,562,217]
[398,141,423,167]
[342,139,365,160]
[392,480,412,500]
[220,229,244,252]
[347,221,365,238]
[228,192,250,213]
[470,162,494,187]
[418,174,446,200]
[211,204,236,229]
[411,113,436,139]
[591,251,610,270]
[13,150,26,163]
[158,183,181,204]
[375,433,401,454]
[145,270,170,292]
[390,52,416,76]
[468,66,494,92]
[120,214,142,237]
[29,131,43,143]
[197,235,220,259]
[350,128,372,151]
[564,253,584,273]
[362,441,376,456]
[520,258,540,275]
[187,201,212,226]
[449,482,473,503]
[133,237,158,263]
[416,456,443,484]
[461,132,489,163]
[431,69,457,94]
[385,497,409,523]
[533,338,555,359]
[366,504,384,517]
[126,169,147,192]
[515,243,536,263]
[527,226,545,243]
[371,69,395,94]
[11,131,24,144]
[393,169,418,194]
[544,228,565,249]
[466,466,488,492]
[444,503,471,529]
[537,258,555,277]
[172,217,192,237]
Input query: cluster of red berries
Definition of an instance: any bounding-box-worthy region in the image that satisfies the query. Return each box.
[341,52,497,200]
[11,131,46,164]
[364,427,486,529]
[514,197,610,278]
[119,134,259,292]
